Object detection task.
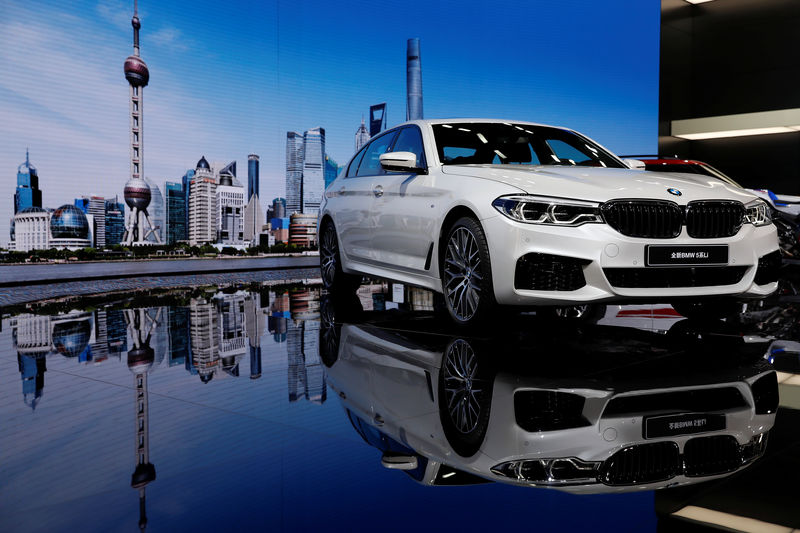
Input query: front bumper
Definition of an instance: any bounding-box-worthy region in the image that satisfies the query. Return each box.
[482,214,779,306]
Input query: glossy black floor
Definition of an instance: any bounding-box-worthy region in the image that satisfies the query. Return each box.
[2,280,799,532]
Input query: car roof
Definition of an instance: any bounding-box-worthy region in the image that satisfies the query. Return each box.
[401,118,567,129]
[638,158,710,166]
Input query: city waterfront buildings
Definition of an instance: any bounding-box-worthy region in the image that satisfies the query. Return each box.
[216,165,245,245]
[165,181,187,244]
[144,177,164,243]
[406,38,423,120]
[121,1,158,246]
[12,207,50,252]
[188,156,217,246]
[243,193,265,246]
[182,169,194,239]
[285,132,304,214]
[325,155,340,189]
[14,149,42,214]
[105,199,125,246]
[288,213,317,247]
[355,117,370,151]
[74,196,107,248]
[247,154,259,201]
[369,103,387,136]
[301,127,325,215]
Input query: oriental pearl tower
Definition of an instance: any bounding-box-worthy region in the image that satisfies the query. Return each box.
[122,1,161,246]
[125,307,161,532]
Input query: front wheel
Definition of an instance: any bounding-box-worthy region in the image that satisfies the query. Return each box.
[441,217,496,326]
[320,220,361,294]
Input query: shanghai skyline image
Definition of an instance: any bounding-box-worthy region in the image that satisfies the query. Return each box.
[1,0,659,248]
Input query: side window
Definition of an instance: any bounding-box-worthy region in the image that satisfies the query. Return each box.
[546,139,593,165]
[346,146,368,178]
[357,131,398,176]
[391,127,426,167]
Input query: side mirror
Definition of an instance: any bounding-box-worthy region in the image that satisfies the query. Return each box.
[381,452,419,470]
[380,151,425,173]
[623,158,646,170]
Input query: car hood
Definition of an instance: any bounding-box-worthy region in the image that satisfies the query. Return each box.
[440,165,758,204]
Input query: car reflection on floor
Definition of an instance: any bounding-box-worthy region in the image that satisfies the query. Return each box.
[319,293,778,494]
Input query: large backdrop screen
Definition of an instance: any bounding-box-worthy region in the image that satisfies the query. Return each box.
[0,0,660,246]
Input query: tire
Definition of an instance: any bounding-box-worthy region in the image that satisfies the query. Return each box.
[438,338,493,457]
[319,293,364,367]
[320,220,361,295]
[440,217,496,326]
[671,300,743,321]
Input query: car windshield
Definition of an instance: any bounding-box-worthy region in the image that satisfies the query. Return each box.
[432,122,626,168]
[643,162,742,188]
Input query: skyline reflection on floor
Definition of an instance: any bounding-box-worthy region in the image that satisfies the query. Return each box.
[1,281,799,532]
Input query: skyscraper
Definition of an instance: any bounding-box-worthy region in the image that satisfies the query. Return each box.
[180,168,194,243]
[188,156,217,246]
[406,38,423,120]
[247,154,259,202]
[355,117,370,151]
[216,166,244,245]
[243,194,265,245]
[369,103,387,137]
[302,127,325,215]
[75,196,107,248]
[125,306,157,531]
[285,132,304,214]
[105,199,126,246]
[165,181,187,244]
[14,149,42,214]
[122,1,160,246]
[325,155,340,189]
[144,177,164,243]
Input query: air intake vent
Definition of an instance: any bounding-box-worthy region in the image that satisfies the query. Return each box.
[603,266,747,288]
[752,372,779,415]
[515,391,591,432]
[603,387,748,418]
[514,253,589,291]
[755,250,782,285]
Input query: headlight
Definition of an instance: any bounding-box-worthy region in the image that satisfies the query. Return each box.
[745,199,772,227]
[492,195,604,226]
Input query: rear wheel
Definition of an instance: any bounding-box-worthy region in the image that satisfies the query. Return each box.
[320,220,361,294]
[441,217,496,326]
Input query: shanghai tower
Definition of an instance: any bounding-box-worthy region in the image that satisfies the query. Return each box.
[406,38,423,121]
[122,0,161,245]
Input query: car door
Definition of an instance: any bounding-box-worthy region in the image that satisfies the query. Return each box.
[370,126,442,272]
[330,131,397,263]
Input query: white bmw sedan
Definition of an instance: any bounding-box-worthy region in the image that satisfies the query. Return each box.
[319,119,779,326]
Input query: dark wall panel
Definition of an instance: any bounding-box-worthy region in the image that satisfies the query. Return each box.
[691,133,800,193]
[659,0,800,192]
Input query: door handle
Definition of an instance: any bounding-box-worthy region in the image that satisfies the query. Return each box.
[373,185,383,198]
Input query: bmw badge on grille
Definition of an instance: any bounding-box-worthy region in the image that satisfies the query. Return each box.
[667,188,682,196]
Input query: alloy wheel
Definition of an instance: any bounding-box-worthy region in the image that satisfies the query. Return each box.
[443,339,484,434]
[320,224,337,288]
[443,226,483,321]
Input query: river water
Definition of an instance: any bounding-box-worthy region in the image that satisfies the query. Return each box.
[1,279,798,532]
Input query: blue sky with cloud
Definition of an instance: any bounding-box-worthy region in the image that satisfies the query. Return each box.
[1,0,659,246]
